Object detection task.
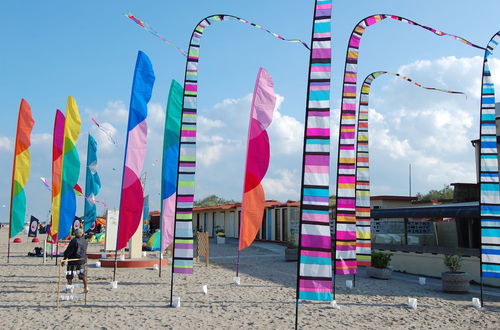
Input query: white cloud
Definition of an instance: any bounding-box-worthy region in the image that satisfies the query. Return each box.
[262,169,300,199]
[363,55,489,196]
[0,136,13,152]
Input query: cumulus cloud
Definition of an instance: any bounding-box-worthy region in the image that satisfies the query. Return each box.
[0,136,12,152]
[363,55,490,196]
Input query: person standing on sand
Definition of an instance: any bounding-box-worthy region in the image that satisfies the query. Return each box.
[61,228,88,292]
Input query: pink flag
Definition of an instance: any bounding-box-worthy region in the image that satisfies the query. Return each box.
[239,68,276,251]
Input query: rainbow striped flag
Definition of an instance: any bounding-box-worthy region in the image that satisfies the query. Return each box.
[9,99,35,238]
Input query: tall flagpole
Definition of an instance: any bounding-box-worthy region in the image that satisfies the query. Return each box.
[295,1,333,328]
[477,31,500,307]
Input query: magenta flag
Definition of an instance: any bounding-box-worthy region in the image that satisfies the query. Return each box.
[116,51,155,251]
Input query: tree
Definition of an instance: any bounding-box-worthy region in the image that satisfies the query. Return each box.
[416,185,454,201]
[194,194,239,207]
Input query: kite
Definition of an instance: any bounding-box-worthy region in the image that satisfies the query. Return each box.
[83,134,102,232]
[8,99,34,261]
[91,117,117,145]
[116,51,155,252]
[354,71,467,268]
[58,97,81,241]
[40,177,51,191]
[479,32,500,287]
[47,110,65,243]
[125,13,310,55]
[41,176,107,208]
[238,68,276,255]
[334,14,484,278]
[160,80,183,256]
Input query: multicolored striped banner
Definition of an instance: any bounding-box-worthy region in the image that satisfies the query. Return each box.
[171,14,308,274]
[355,71,466,267]
[58,96,81,240]
[47,110,65,243]
[335,14,484,276]
[296,0,333,302]
[116,51,155,251]
[160,80,183,251]
[9,99,35,238]
[83,134,101,232]
[480,32,500,279]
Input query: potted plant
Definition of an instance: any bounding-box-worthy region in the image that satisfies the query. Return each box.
[215,226,225,244]
[367,251,393,280]
[285,231,298,261]
[442,251,469,293]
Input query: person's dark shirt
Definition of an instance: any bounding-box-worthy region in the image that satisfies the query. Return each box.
[63,237,88,265]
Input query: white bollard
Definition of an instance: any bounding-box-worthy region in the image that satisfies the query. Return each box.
[472,298,482,308]
[408,297,417,309]
[346,280,353,289]
[419,277,426,285]
[201,285,208,295]
[233,277,241,285]
[172,296,181,308]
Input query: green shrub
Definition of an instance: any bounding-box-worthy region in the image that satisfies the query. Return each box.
[371,251,393,269]
[443,253,463,273]
[287,232,297,248]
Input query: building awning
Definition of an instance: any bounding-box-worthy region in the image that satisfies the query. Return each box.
[371,202,479,218]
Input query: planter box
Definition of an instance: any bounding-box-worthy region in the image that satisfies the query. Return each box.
[367,267,392,280]
[216,236,225,244]
[442,272,469,293]
[285,248,298,261]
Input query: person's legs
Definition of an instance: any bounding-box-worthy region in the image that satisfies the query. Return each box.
[66,264,74,285]
[77,265,88,292]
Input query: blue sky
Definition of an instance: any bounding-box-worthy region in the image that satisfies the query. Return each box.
[1,0,500,223]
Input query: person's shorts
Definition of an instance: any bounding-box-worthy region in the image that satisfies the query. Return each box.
[66,263,85,280]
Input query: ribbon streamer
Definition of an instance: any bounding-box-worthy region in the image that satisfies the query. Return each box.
[125,12,310,55]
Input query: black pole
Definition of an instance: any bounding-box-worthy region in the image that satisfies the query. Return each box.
[295,2,320,329]
[353,274,356,288]
[159,247,162,278]
[112,251,118,282]
[55,241,59,265]
[7,238,11,263]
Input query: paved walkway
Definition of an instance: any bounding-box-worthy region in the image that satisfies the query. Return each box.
[210,239,500,300]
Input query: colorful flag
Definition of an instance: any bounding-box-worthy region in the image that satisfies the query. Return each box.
[160,80,183,251]
[355,71,466,267]
[116,51,155,251]
[334,14,484,276]
[170,13,310,276]
[480,32,500,279]
[47,110,65,243]
[58,96,81,240]
[239,68,276,251]
[9,99,35,238]
[28,215,39,238]
[296,0,333,302]
[83,134,101,232]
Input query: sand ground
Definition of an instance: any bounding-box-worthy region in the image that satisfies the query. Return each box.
[0,228,499,329]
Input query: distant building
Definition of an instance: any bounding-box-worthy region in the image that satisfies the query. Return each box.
[192,200,300,243]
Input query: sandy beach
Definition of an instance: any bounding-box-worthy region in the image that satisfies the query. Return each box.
[0,228,499,329]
